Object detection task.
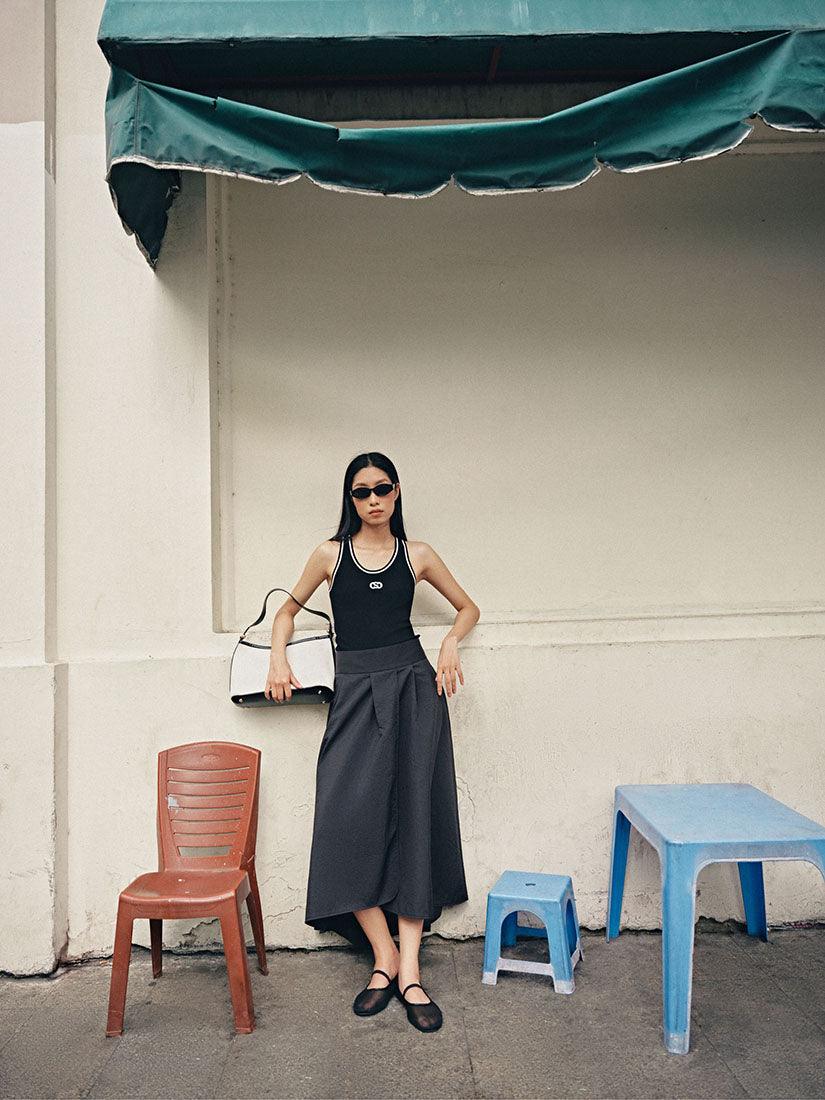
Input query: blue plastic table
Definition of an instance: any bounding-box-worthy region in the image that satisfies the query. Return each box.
[606,783,825,1054]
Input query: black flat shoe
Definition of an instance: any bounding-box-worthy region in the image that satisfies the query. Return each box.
[397,981,443,1032]
[352,968,398,1016]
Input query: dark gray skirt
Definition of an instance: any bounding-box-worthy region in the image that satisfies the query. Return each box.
[304,634,468,950]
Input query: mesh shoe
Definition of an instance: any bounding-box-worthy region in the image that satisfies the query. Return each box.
[352,968,398,1016]
[397,981,443,1032]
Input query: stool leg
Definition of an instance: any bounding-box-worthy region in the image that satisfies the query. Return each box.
[606,809,631,941]
[546,902,576,994]
[501,910,518,948]
[661,845,698,1055]
[565,891,583,960]
[482,897,506,984]
[737,861,768,942]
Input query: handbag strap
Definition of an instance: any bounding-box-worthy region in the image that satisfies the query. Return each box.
[241,587,333,639]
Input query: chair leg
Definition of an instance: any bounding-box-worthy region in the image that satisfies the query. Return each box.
[220,898,255,1034]
[106,901,134,1036]
[737,861,768,941]
[245,863,269,975]
[606,809,632,941]
[661,845,699,1055]
[150,918,163,977]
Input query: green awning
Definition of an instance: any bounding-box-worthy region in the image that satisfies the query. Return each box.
[101,29,825,267]
[97,1,825,85]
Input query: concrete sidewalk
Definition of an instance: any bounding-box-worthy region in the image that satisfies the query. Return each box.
[2,928,825,1099]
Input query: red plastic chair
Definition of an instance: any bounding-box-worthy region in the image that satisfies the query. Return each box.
[106,741,267,1036]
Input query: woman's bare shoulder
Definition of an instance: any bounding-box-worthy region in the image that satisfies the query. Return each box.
[301,539,342,585]
[313,538,342,564]
[405,539,436,571]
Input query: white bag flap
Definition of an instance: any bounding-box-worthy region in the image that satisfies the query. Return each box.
[230,634,335,696]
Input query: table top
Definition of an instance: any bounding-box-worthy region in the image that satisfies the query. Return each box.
[616,783,825,846]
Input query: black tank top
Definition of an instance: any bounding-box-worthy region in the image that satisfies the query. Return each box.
[329,534,417,651]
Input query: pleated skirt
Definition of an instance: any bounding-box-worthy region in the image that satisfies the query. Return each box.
[304,634,469,950]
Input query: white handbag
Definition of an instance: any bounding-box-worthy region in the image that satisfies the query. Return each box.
[230,587,336,707]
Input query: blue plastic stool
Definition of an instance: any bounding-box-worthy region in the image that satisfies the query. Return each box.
[482,870,582,993]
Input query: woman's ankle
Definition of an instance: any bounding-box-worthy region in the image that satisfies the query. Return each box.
[373,948,400,975]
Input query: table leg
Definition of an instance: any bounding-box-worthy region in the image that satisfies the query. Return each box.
[808,841,825,904]
[606,808,631,941]
[737,861,768,941]
[662,845,699,1055]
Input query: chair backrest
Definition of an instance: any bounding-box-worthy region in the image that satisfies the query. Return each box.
[156,741,261,871]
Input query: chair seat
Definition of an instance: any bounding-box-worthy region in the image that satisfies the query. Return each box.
[121,868,248,905]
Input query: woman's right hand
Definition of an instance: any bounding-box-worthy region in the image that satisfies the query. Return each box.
[265,657,303,702]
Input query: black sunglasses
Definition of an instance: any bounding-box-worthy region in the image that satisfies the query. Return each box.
[350,481,396,501]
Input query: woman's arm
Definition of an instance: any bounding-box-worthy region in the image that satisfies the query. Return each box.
[264,541,336,702]
[412,542,480,698]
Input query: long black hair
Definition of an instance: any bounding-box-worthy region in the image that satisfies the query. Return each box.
[332,452,409,541]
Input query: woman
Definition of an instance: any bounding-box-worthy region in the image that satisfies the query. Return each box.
[265,452,480,1032]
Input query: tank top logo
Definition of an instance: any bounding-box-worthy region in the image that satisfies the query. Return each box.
[369,581,383,590]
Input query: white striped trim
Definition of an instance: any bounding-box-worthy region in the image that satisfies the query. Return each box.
[328,539,345,591]
[348,535,398,573]
[401,539,418,583]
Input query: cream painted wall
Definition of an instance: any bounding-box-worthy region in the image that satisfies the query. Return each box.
[215,150,825,636]
[64,138,825,961]
[190,142,825,956]
[53,1,217,663]
[0,0,60,975]
[1,0,47,666]
[2,0,825,973]
[64,635,825,960]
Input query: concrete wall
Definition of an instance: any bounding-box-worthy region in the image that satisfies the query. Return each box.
[2,0,825,973]
[0,0,60,975]
[215,150,825,629]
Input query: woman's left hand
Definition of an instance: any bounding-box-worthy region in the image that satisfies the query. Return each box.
[436,636,464,697]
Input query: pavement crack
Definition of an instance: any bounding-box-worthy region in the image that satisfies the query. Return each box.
[451,943,480,1098]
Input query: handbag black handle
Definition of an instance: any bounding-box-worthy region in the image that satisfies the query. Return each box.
[241,587,333,639]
